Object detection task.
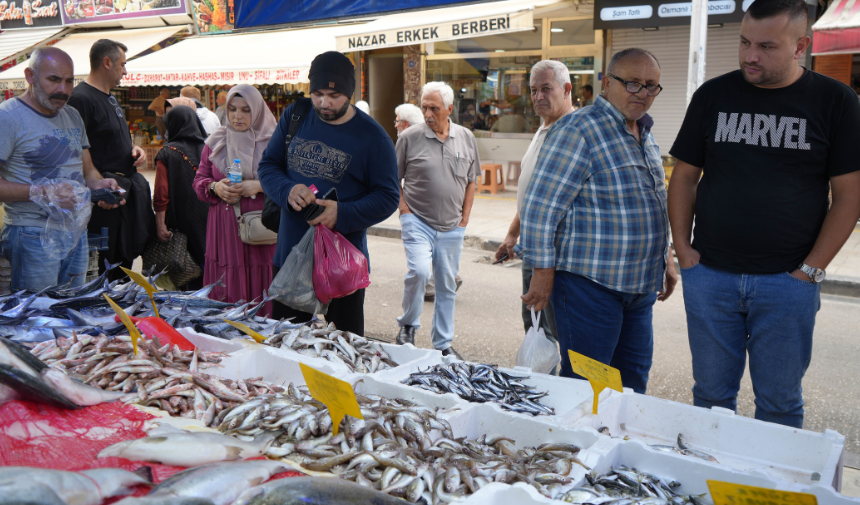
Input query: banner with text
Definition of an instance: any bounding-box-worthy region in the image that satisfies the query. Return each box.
[335,9,533,52]
[118,67,307,87]
[0,0,64,29]
[593,0,752,29]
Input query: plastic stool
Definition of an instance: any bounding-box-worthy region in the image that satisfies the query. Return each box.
[507,161,522,185]
[478,164,505,194]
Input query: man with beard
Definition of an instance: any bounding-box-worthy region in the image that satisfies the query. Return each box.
[669,0,860,428]
[259,51,399,335]
[69,39,154,281]
[0,47,122,291]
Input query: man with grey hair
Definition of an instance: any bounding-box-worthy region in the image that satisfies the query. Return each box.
[394,103,423,137]
[395,81,481,359]
[0,47,122,291]
[496,59,574,374]
[518,48,677,390]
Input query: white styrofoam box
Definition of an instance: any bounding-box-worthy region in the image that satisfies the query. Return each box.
[573,392,846,490]
[350,375,465,412]
[177,327,247,353]
[461,483,556,505]
[589,439,789,499]
[209,345,343,386]
[787,484,860,505]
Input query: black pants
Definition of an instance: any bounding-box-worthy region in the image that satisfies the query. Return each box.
[271,264,366,335]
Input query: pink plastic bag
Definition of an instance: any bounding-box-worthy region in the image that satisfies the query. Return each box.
[313,224,371,304]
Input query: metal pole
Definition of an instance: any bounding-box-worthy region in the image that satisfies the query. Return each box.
[686,0,709,105]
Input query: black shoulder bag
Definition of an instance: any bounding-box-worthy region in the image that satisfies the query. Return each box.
[262,98,312,232]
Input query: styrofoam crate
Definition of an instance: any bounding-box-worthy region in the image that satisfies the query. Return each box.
[177,327,247,354]
[461,483,557,505]
[350,375,465,412]
[788,484,860,505]
[572,392,846,490]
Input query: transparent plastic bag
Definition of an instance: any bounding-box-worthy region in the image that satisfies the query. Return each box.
[516,308,560,374]
[269,226,328,315]
[28,178,91,261]
[312,224,371,305]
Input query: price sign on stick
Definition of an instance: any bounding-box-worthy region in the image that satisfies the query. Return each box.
[104,294,142,356]
[568,350,624,414]
[708,481,818,505]
[121,267,160,319]
[299,363,363,435]
[223,319,267,343]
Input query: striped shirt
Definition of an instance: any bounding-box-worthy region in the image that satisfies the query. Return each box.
[517,95,669,294]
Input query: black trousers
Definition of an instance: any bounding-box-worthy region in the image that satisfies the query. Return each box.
[271,264,366,336]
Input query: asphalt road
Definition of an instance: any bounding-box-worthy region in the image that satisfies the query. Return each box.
[363,235,860,455]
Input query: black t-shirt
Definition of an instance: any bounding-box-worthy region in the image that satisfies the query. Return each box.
[670,69,860,274]
[68,81,136,175]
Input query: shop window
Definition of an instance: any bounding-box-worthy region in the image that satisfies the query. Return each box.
[434,21,542,54]
[552,57,596,109]
[549,19,595,46]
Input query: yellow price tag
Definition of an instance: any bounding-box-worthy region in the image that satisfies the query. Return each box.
[708,481,817,505]
[223,319,267,343]
[299,363,363,435]
[121,267,160,319]
[568,350,624,414]
[104,294,142,356]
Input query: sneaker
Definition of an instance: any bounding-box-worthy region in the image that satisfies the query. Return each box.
[441,346,463,360]
[396,325,416,346]
[455,276,463,292]
[424,293,436,302]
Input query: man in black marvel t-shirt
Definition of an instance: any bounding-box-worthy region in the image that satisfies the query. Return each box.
[668,0,860,428]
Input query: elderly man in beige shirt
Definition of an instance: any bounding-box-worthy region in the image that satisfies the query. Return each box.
[395,82,480,359]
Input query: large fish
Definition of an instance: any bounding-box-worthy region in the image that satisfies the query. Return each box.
[234,477,411,505]
[40,368,127,406]
[98,431,278,467]
[0,363,79,409]
[0,481,67,505]
[48,260,122,299]
[114,461,292,505]
[0,466,152,505]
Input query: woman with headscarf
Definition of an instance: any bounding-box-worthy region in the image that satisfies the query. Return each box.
[153,105,209,289]
[193,84,277,316]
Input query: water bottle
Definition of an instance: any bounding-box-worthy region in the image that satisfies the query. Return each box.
[228,159,242,185]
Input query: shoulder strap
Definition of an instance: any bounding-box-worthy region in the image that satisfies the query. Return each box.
[232,203,242,220]
[286,98,312,146]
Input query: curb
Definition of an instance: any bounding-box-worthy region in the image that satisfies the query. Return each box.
[368,225,860,299]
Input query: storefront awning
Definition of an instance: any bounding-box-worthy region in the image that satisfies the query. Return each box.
[812,0,860,55]
[0,27,69,66]
[0,26,190,90]
[122,24,357,87]
[334,0,558,52]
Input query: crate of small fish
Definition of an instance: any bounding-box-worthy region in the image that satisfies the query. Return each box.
[571,392,846,490]
[393,361,620,420]
[262,320,444,380]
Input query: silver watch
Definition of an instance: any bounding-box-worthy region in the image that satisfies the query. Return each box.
[799,263,825,283]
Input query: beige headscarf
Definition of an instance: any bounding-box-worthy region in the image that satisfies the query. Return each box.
[204,84,277,180]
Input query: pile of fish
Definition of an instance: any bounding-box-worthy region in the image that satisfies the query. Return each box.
[0,465,153,505]
[27,333,284,424]
[215,383,586,504]
[401,362,555,416]
[557,466,703,505]
[0,262,287,343]
[264,321,399,373]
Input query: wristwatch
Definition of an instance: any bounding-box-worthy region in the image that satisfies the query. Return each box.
[799,263,826,283]
[209,182,217,196]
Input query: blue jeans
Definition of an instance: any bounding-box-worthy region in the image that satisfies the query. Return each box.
[397,213,465,351]
[523,262,559,375]
[0,225,88,291]
[681,263,820,428]
[552,270,658,393]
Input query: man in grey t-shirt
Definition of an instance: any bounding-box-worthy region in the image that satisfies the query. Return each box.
[0,47,121,291]
[395,82,480,359]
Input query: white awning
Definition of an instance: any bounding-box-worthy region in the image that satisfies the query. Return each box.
[334,0,558,52]
[122,24,358,87]
[812,0,860,54]
[0,27,68,65]
[0,26,190,90]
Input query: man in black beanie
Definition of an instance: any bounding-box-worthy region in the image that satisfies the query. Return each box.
[259,51,400,335]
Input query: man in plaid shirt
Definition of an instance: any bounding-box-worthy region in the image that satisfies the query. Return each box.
[518,48,678,393]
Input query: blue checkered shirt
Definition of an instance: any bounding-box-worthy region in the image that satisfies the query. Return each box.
[517,95,669,294]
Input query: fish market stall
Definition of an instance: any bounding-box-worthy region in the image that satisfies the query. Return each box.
[0,266,858,505]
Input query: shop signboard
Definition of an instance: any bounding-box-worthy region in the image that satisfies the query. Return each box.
[335,9,534,52]
[0,0,64,29]
[60,0,188,25]
[190,0,234,34]
[119,67,307,86]
[593,0,752,28]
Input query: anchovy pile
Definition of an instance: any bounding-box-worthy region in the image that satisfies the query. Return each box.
[29,333,284,424]
[216,384,586,504]
[401,363,555,416]
[264,321,399,373]
[557,466,703,505]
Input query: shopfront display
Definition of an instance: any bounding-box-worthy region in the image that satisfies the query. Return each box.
[60,0,188,24]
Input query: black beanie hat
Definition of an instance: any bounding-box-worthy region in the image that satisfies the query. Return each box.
[309,51,356,97]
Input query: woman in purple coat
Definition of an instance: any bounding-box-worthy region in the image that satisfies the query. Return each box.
[193,84,276,317]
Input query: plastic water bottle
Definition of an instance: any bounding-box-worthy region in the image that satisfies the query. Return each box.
[228,159,242,185]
